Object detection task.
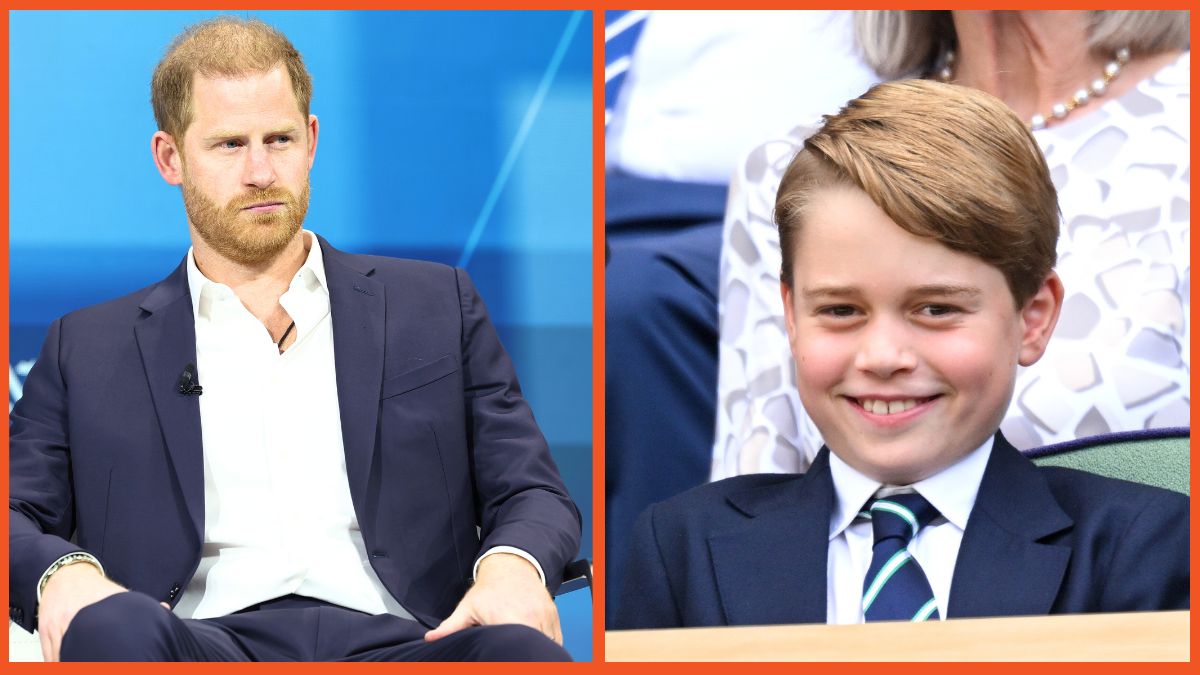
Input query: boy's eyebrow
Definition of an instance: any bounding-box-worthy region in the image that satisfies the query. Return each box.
[801,285,860,300]
[801,284,984,299]
[910,284,983,298]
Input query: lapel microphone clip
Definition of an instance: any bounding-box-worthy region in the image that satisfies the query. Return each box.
[178,363,204,396]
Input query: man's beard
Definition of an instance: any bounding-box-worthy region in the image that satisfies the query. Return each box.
[183,176,310,267]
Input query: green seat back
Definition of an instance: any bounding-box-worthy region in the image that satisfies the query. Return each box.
[1029,430,1189,495]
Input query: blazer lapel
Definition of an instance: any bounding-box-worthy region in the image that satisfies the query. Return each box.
[133,260,204,543]
[709,449,834,625]
[949,433,1074,618]
[318,235,386,517]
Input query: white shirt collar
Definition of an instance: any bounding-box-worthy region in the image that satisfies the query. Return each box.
[828,435,994,540]
[186,230,328,321]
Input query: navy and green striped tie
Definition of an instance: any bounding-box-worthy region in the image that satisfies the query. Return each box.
[861,492,941,622]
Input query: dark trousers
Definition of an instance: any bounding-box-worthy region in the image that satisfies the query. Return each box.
[60,592,570,662]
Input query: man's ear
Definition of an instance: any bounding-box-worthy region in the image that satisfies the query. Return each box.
[152,131,183,186]
[306,114,319,170]
[1017,271,1065,367]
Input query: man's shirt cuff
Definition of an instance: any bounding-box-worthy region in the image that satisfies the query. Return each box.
[473,546,546,586]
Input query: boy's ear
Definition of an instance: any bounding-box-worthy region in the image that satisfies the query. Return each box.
[781,281,799,359]
[1017,271,1064,367]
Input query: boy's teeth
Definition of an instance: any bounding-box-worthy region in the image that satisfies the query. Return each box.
[860,398,919,415]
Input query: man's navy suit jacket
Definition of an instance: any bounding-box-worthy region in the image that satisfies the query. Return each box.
[9,235,581,632]
[614,433,1188,629]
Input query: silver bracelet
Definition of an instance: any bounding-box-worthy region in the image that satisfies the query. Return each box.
[37,552,104,603]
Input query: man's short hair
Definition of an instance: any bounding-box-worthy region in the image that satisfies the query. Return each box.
[774,79,1060,306]
[151,16,313,141]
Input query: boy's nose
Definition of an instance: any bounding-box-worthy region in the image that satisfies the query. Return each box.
[854,317,918,377]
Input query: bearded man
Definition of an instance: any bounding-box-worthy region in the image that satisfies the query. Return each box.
[9,17,580,662]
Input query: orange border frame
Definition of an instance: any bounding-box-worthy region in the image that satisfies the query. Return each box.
[591,5,606,662]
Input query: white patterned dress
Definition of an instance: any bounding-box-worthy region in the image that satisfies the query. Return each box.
[712,53,1190,478]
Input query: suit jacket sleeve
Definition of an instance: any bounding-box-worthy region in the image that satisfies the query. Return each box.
[455,269,581,591]
[9,318,98,631]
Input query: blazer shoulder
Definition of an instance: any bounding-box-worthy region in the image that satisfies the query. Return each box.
[345,252,458,285]
[57,279,167,328]
[317,238,473,302]
[1033,465,1189,612]
[1037,465,1189,519]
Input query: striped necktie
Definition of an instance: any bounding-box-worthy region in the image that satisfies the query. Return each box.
[861,492,942,622]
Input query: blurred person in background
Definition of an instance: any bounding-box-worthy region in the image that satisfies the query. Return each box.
[604,10,879,622]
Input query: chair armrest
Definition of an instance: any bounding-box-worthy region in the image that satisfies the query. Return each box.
[555,559,592,598]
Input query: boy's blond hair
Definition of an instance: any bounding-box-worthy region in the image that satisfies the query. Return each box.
[775,79,1059,306]
[151,16,312,140]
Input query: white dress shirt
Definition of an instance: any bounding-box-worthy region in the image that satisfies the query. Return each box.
[825,436,993,624]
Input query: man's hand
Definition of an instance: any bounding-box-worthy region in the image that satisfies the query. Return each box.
[37,562,129,662]
[425,552,561,645]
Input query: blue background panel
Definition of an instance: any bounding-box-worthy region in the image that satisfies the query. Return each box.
[10,10,592,659]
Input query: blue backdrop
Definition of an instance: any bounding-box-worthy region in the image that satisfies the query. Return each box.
[9,10,593,659]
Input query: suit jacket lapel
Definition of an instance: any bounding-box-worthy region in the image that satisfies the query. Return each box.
[318,235,386,517]
[709,449,834,625]
[134,260,204,543]
[949,433,1074,618]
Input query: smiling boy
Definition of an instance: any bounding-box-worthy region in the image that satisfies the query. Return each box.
[613,80,1188,629]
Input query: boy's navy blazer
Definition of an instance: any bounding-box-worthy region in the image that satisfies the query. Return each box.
[614,433,1188,629]
[9,235,581,633]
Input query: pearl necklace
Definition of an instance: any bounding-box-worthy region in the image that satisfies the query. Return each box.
[936,47,1131,130]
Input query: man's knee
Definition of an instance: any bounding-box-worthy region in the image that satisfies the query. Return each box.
[60,592,175,661]
[465,624,571,662]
